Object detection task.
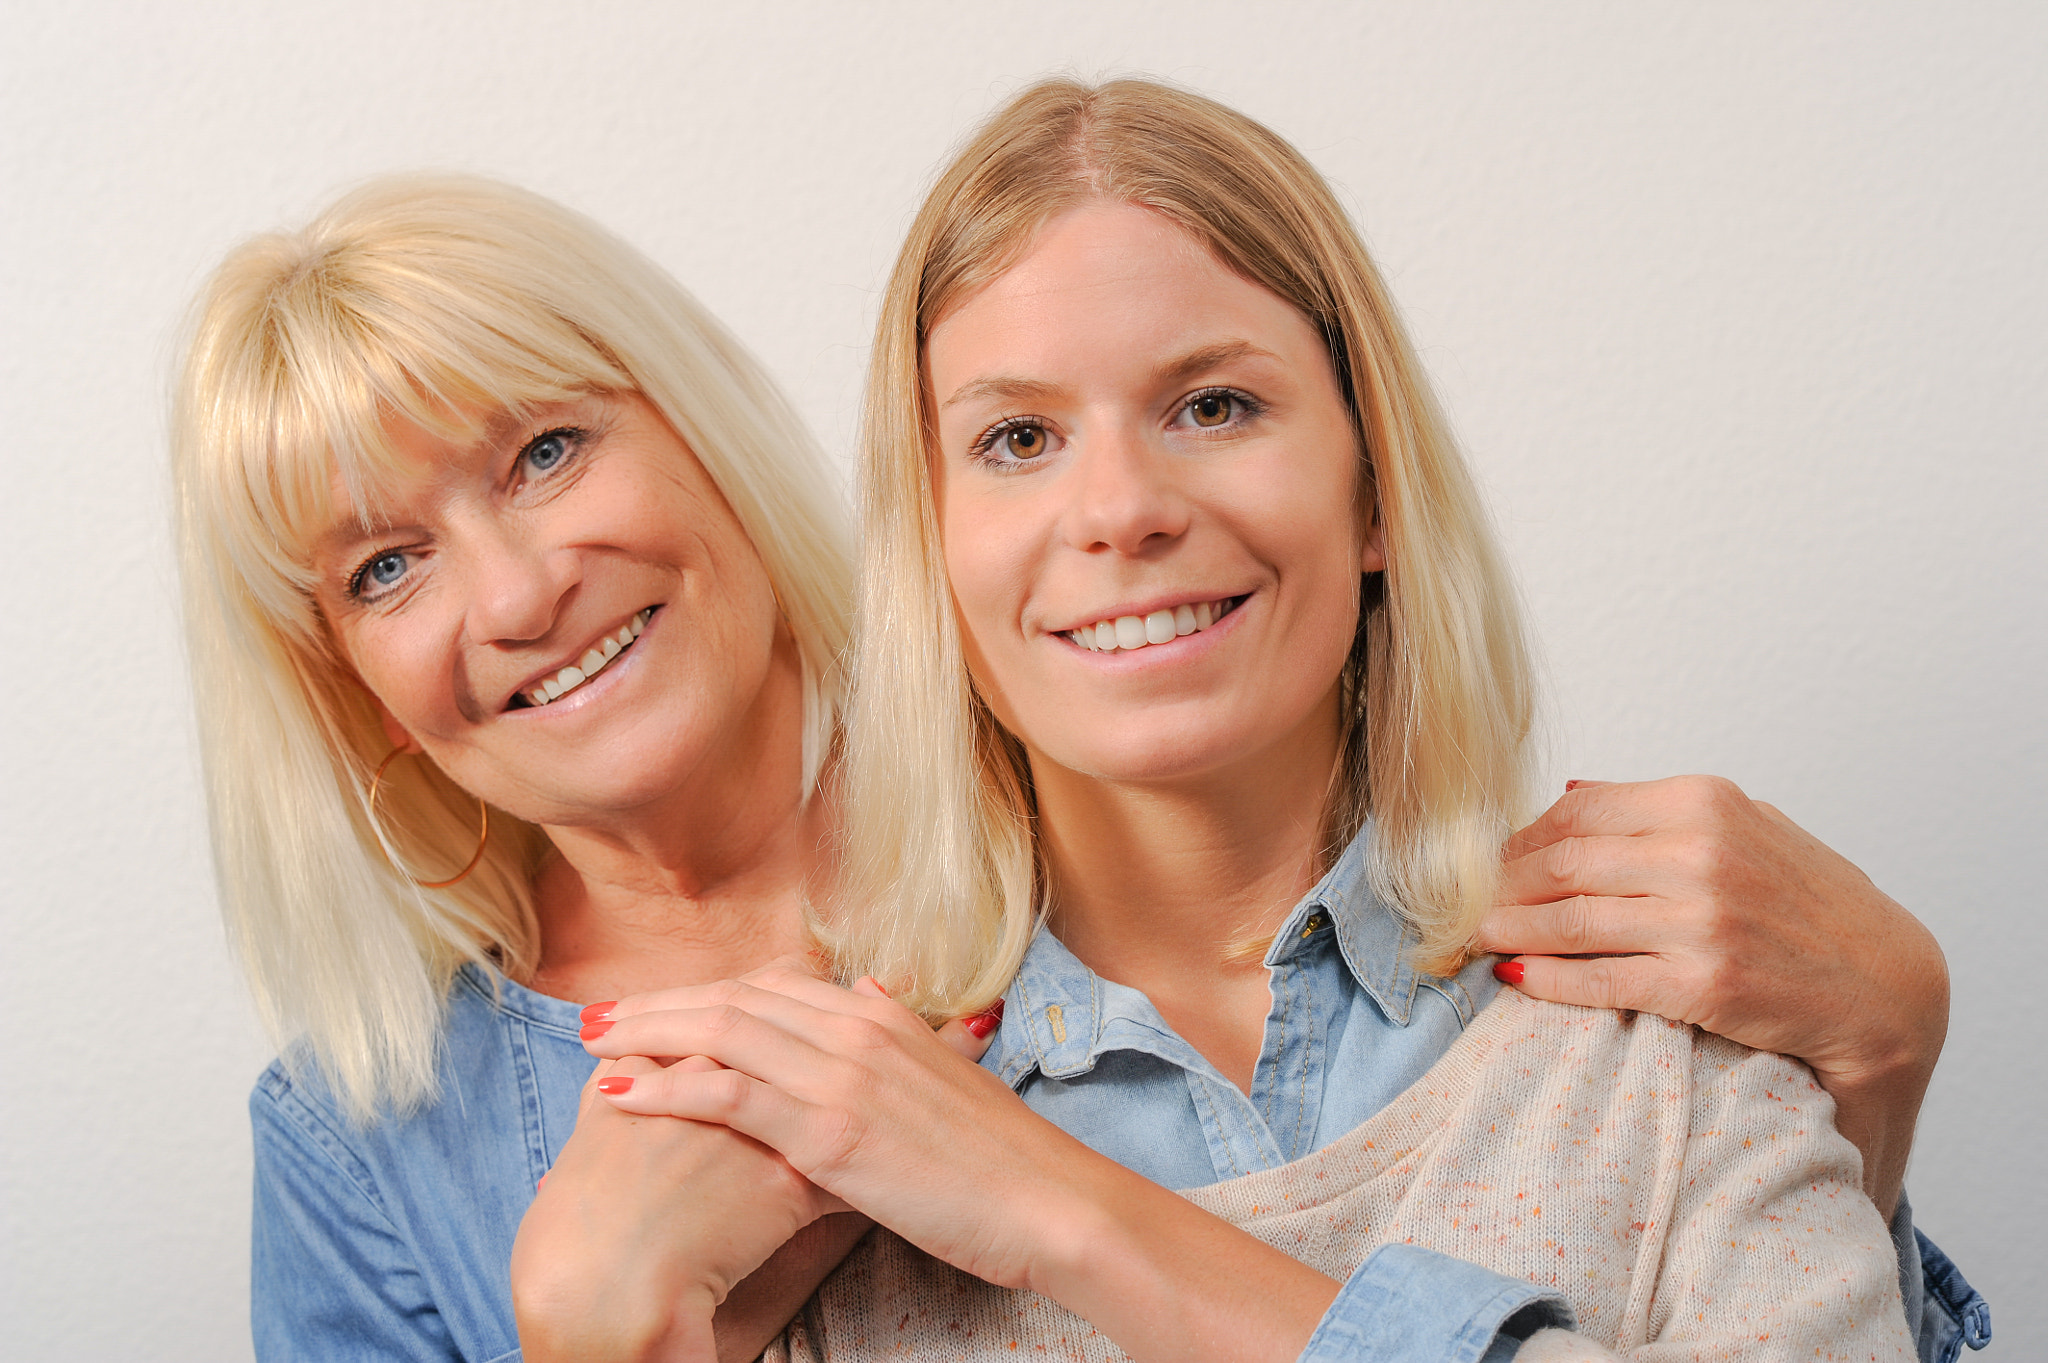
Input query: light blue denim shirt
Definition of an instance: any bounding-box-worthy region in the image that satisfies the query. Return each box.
[249,833,1988,1361]
[977,828,1991,1362]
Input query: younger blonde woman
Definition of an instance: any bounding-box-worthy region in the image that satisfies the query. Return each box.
[579,79,1944,1359]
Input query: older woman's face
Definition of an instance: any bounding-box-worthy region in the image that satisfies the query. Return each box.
[928,202,1382,788]
[312,392,790,827]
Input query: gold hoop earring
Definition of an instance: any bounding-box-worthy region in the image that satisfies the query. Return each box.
[368,747,489,890]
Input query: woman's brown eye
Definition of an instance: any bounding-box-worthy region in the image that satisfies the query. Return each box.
[1191,394,1233,427]
[1004,425,1047,458]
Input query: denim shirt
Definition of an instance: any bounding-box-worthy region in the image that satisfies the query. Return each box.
[251,968,591,1362]
[977,830,1991,1362]
[249,841,1988,1361]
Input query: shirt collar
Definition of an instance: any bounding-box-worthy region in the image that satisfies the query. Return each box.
[979,823,1443,1088]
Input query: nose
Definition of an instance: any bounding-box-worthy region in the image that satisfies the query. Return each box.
[460,516,579,646]
[1061,420,1190,557]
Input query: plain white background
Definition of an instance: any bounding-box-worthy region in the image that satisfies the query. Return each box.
[3,3,2041,1356]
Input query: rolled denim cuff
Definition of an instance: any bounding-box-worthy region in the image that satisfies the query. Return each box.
[1298,1243,1575,1363]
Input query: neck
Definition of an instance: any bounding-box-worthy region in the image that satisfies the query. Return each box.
[524,635,830,1004]
[1033,694,1342,986]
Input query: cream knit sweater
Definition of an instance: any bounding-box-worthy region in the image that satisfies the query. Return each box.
[766,990,1913,1361]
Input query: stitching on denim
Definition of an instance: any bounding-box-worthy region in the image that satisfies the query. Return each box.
[1187,1068,1249,1179]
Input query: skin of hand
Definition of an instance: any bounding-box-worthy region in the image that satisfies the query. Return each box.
[581,967,1345,1363]
[511,1053,858,1363]
[1474,774,1948,1217]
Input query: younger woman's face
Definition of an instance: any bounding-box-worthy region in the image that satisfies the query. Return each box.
[929,201,1382,788]
[312,392,793,827]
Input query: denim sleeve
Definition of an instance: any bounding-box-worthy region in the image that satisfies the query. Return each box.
[1892,1191,1993,1363]
[250,1072,467,1363]
[1296,1243,1574,1362]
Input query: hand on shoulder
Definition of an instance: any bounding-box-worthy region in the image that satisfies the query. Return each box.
[1475,774,1947,1214]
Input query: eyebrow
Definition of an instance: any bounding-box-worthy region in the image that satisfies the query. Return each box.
[939,339,1281,411]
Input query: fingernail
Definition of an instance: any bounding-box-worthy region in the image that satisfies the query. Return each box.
[595,1076,634,1095]
[864,976,891,998]
[536,1172,548,1188]
[580,1000,617,1023]
[1564,780,1583,792]
[1493,959,1525,985]
[964,999,1005,1039]
[579,1020,614,1041]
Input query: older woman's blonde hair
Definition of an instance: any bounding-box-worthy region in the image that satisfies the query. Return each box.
[834,78,1535,1017]
[174,174,850,1121]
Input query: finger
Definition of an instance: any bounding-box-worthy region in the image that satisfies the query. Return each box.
[586,1001,858,1097]
[1497,830,1677,905]
[591,966,880,1027]
[1472,895,1675,956]
[935,1000,1004,1062]
[594,1061,819,1155]
[1504,782,1660,859]
[1492,952,1691,1024]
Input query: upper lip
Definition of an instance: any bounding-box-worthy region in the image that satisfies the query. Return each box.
[503,609,649,710]
[1047,590,1245,635]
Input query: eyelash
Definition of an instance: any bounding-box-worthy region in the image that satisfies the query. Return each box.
[343,424,592,602]
[965,387,1265,469]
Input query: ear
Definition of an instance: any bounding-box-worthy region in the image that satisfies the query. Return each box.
[374,700,422,755]
[1359,511,1387,574]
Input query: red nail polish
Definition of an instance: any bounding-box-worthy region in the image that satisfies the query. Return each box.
[579,1020,614,1041]
[580,1000,617,1023]
[595,1076,634,1095]
[1493,959,1525,985]
[1564,780,1582,792]
[536,1172,548,1188]
[964,999,1005,1039]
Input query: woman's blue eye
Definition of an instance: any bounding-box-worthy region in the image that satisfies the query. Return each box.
[368,552,408,586]
[524,431,570,472]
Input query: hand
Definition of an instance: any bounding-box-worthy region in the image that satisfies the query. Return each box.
[580,967,1047,1288]
[511,1053,850,1363]
[581,967,1342,1363]
[1475,775,1948,1215]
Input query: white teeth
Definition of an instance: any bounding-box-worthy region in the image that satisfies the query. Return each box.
[1067,598,1236,655]
[522,610,652,706]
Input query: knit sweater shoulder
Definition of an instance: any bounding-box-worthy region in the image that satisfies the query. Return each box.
[766,990,1914,1361]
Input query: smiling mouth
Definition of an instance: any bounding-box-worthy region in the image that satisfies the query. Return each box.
[509,609,655,709]
[1064,596,1243,653]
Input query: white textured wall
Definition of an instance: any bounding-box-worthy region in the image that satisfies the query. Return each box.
[4,3,2041,1356]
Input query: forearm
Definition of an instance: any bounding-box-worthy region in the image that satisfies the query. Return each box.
[1028,1157,1340,1363]
[712,1212,871,1363]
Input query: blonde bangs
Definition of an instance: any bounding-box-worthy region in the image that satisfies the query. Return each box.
[175,174,852,1120]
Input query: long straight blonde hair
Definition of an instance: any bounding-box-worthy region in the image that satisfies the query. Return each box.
[833,78,1535,1018]
[174,174,851,1121]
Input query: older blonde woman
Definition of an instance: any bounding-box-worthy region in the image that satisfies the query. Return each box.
[577,79,1982,1360]
[172,176,1023,1361]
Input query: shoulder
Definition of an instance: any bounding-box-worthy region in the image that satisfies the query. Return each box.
[248,966,548,1158]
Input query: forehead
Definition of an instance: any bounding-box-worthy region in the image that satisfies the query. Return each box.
[928,202,1324,389]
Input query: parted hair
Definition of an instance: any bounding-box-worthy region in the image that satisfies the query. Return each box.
[173,174,851,1121]
[832,78,1536,1018]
